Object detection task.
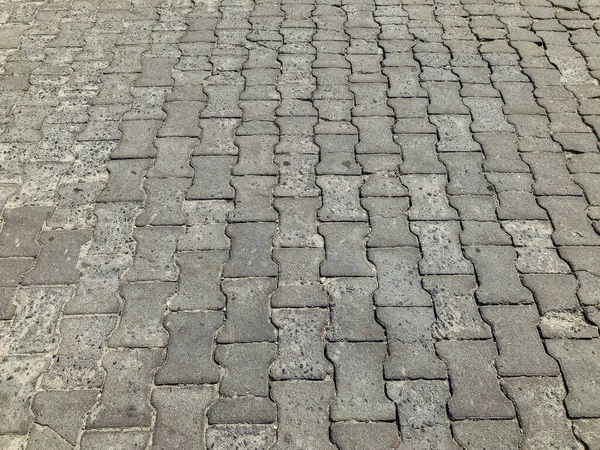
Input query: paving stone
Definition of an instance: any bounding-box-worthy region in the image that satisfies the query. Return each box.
[79,430,150,450]
[330,422,399,450]
[206,425,276,449]
[320,222,375,277]
[32,389,99,445]
[136,57,177,87]
[0,207,53,257]
[272,197,322,247]
[573,419,600,449]
[26,424,71,450]
[87,203,142,255]
[522,273,580,313]
[155,311,223,385]
[539,309,599,339]
[362,197,417,247]
[436,340,515,420]
[87,348,163,428]
[354,117,402,154]
[223,222,278,277]
[438,153,492,195]
[108,282,174,348]
[124,226,182,282]
[151,385,216,450]
[475,132,530,173]
[431,114,482,153]
[0,356,50,434]
[228,176,278,222]
[425,81,469,114]
[97,159,151,203]
[178,200,232,251]
[503,377,583,449]
[324,277,385,342]
[146,137,196,178]
[496,82,546,115]
[272,248,327,307]
[411,221,473,275]
[187,156,236,200]
[235,135,278,175]
[111,119,160,158]
[539,196,600,246]
[216,343,276,397]
[271,381,336,450]
[327,341,396,422]
[0,257,34,286]
[460,221,513,246]
[317,175,366,221]
[208,396,277,425]
[158,101,203,137]
[464,246,534,305]
[574,173,600,205]
[315,134,361,175]
[546,339,600,418]
[496,191,548,220]
[401,174,458,220]
[387,380,459,448]
[274,154,319,198]
[449,195,498,221]
[195,118,240,155]
[397,134,446,174]
[135,177,190,226]
[452,420,521,450]
[378,306,446,380]
[522,153,582,196]
[0,287,16,320]
[42,315,117,390]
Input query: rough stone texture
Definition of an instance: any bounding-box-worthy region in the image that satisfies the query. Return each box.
[330,422,399,450]
[452,420,522,450]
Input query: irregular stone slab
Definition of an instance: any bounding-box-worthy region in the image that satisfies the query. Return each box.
[32,389,99,445]
[152,385,216,449]
[108,282,175,348]
[218,277,277,343]
[216,343,276,397]
[327,341,396,421]
[271,308,333,380]
[206,425,276,449]
[223,222,278,277]
[187,156,236,200]
[155,311,223,385]
[42,315,117,389]
[503,377,584,449]
[228,176,278,222]
[97,159,151,203]
[464,246,534,305]
[481,305,559,376]
[387,380,459,448]
[124,226,183,282]
[362,197,417,247]
[0,257,34,286]
[546,339,600,418]
[411,221,473,275]
[401,174,457,220]
[272,248,327,307]
[324,277,385,342]
[436,340,515,420]
[0,207,53,257]
[87,348,163,428]
[452,420,521,450]
[26,424,71,450]
[271,381,336,450]
[330,422,399,450]
[273,198,323,248]
[320,222,376,277]
[0,356,50,434]
[369,247,432,307]
[135,178,190,226]
[378,307,447,380]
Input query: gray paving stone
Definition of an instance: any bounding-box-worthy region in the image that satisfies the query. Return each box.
[111,119,160,159]
[271,381,336,450]
[0,207,53,257]
[460,221,513,246]
[402,174,458,220]
[324,277,385,342]
[438,153,492,195]
[79,431,150,450]
[0,287,16,320]
[155,311,223,385]
[574,419,600,450]
[320,222,376,277]
[539,196,600,246]
[195,118,240,156]
[26,424,71,450]
[151,386,216,450]
[158,101,203,137]
[208,396,277,425]
[87,203,142,255]
[503,377,583,449]
[464,97,514,132]
[135,177,190,226]
[522,273,580,313]
[206,425,275,450]
[124,226,183,282]
[216,343,276,397]
[523,153,582,196]
[452,420,521,450]
[354,117,402,154]
[235,135,278,175]
[0,257,34,286]
[272,248,327,307]
[274,154,320,198]
[97,159,151,203]
[425,81,469,115]
[474,132,530,173]
[317,175,366,221]
[147,137,196,178]
[436,340,515,420]
[0,356,50,434]
[178,200,232,251]
[327,341,396,422]
[431,114,482,152]
[187,156,236,200]
[228,176,277,222]
[387,380,459,448]
[32,389,99,445]
[315,134,361,175]
[223,223,278,277]
[362,197,417,247]
[449,195,498,221]
[330,422,399,450]
[397,134,446,174]
[464,246,534,304]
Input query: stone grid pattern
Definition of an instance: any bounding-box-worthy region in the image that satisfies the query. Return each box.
[1,0,600,448]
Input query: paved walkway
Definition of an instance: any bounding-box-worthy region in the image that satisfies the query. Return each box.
[1,0,600,448]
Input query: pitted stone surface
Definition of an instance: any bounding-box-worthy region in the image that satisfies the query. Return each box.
[2,0,600,446]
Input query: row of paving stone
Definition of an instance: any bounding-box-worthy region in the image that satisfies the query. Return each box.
[1,0,600,448]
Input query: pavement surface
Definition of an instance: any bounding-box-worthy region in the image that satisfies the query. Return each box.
[1,0,600,448]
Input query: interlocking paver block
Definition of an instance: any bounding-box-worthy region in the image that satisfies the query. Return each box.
[274,154,320,198]
[27,424,71,450]
[402,174,458,220]
[362,197,417,247]
[79,431,150,450]
[228,176,278,222]
[397,134,446,174]
[320,222,376,277]
[539,196,600,246]
[206,425,275,449]
[223,223,278,277]
[436,340,515,420]
[208,396,277,425]
[112,119,160,159]
[273,198,323,248]
[195,118,240,155]
[452,420,521,450]
[438,153,492,195]
[147,137,196,178]
[330,422,399,450]
[272,248,327,307]
[0,207,53,257]
[135,177,190,226]
[235,135,278,175]
[158,101,203,137]
[87,203,142,255]
[97,159,151,203]
[187,156,236,200]
[155,311,223,385]
[317,175,367,221]
[124,226,183,282]
[171,251,227,310]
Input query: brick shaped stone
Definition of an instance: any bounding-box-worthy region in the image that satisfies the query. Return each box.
[397,134,446,174]
[274,154,320,197]
[402,174,457,220]
[273,198,323,248]
[223,222,278,277]
[235,135,278,175]
[320,222,376,277]
[202,83,244,118]
[539,196,600,246]
[327,341,396,421]
[147,137,196,178]
[87,202,142,255]
[463,97,514,132]
[423,275,492,340]
[436,340,515,420]
[272,248,327,307]
[475,132,529,173]
[206,424,275,449]
[431,115,482,153]
[464,246,534,305]
[187,156,236,200]
[155,311,223,384]
[218,277,277,343]
[362,197,417,247]
[97,159,151,203]
[136,178,190,226]
[208,396,277,425]
[0,207,53,257]
[324,277,385,342]
[317,175,367,221]
[112,119,160,158]
[216,343,276,396]
[228,176,277,222]
[522,273,580,314]
[387,380,458,448]
[438,152,492,195]
[425,81,469,114]
[125,226,183,282]
[87,348,163,428]
[354,117,402,154]
[315,134,361,175]
[136,57,177,87]
[496,190,548,220]
[195,118,240,155]
[108,282,175,348]
[452,420,521,450]
[271,381,336,450]
[330,422,399,450]
[178,200,232,251]
[158,101,203,137]
[171,251,227,310]
[503,377,583,449]
[151,386,216,449]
